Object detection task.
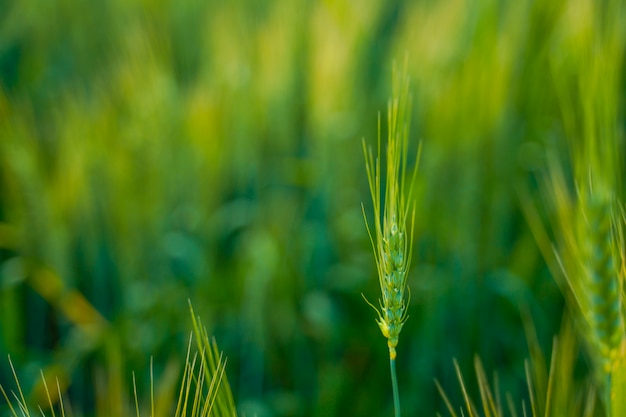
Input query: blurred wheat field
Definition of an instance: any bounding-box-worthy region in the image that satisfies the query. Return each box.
[0,0,624,416]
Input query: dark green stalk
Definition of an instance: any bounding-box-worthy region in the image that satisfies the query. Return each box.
[390,357,401,417]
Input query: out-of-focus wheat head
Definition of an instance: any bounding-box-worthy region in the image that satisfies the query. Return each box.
[362,62,421,361]
[532,157,626,414]
[520,1,626,412]
[577,182,624,373]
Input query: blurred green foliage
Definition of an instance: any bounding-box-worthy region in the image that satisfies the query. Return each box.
[0,0,623,416]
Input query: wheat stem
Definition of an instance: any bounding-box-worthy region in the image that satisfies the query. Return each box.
[390,357,401,417]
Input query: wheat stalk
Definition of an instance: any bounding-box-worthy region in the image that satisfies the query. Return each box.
[362,61,421,417]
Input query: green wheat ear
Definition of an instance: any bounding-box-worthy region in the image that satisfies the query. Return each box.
[525,156,626,411]
[577,184,625,374]
[362,61,421,417]
[362,61,421,361]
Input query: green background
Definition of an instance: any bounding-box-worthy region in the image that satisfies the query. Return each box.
[0,0,620,415]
